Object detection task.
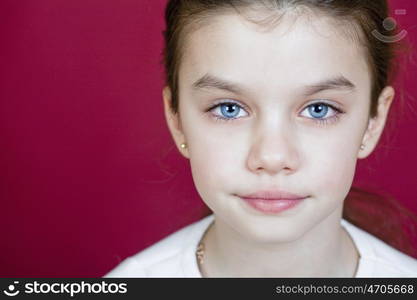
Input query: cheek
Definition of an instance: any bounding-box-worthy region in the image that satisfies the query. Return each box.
[188,132,242,192]
[307,139,358,199]
[184,122,247,204]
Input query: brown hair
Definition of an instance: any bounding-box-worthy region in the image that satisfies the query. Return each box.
[163,0,406,117]
[161,0,416,257]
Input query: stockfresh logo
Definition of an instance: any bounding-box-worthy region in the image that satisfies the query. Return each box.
[3,281,20,297]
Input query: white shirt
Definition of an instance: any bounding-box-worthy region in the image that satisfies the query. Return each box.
[104,214,417,277]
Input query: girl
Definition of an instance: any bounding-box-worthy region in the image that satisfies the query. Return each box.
[105,0,417,277]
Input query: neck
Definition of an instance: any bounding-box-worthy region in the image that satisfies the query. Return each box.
[199,207,359,277]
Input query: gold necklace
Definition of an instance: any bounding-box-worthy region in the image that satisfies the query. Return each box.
[196,220,214,266]
[196,242,205,265]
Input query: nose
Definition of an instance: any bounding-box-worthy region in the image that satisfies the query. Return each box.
[246,120,299,176]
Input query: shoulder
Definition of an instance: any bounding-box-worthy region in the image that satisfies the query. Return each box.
[342,219,417,277]
[103,215,214,278]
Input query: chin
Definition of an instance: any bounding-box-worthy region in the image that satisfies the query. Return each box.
[236,219,308,244]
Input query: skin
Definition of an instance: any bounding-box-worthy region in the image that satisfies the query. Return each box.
[162,9,394,277]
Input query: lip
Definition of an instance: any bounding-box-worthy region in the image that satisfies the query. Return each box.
[238,190,308,214]
[240,190,308,200]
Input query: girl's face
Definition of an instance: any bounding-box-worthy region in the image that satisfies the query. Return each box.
[164,10,393,243]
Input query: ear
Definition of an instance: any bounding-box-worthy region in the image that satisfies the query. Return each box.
[162,86,189,159]
[358,86,395,159]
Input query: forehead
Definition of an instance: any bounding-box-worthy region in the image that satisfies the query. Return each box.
[180,11,371,95]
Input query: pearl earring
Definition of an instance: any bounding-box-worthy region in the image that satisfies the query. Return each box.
[360,144,365,150]
[180,143,187,149]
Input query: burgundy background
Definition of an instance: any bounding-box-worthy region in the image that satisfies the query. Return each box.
[0,0,416,277]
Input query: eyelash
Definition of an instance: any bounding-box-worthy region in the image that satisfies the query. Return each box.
[206,100,345,126]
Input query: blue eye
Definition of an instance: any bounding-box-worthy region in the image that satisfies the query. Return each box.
[207,100,344,125]
[301,102,344,126]
[308,103,329,118]
[220,103,240,118]
[209,101,248,121]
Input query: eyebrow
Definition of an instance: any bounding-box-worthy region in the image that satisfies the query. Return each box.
[192,73,356,96]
